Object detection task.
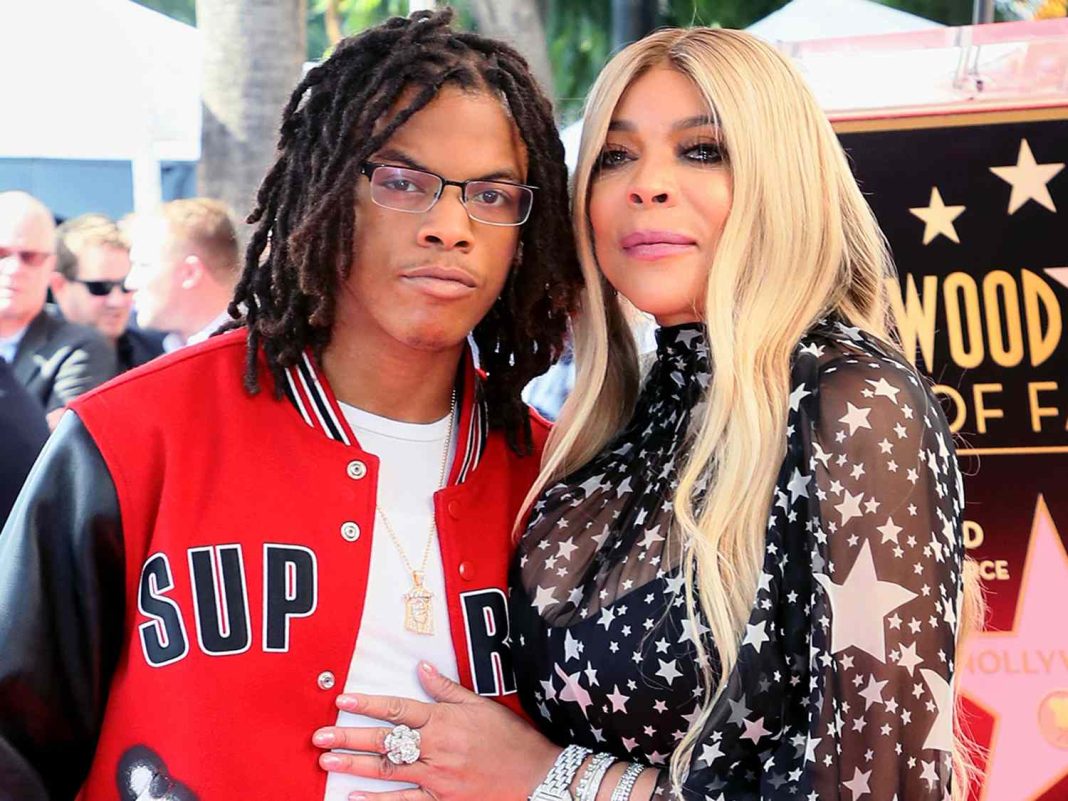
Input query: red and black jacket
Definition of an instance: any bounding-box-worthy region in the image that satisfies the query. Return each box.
[0,330,547,800]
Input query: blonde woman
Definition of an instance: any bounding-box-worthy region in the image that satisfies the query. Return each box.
[315,27,979,801]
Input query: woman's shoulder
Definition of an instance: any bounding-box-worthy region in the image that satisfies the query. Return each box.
[793,317,930,405]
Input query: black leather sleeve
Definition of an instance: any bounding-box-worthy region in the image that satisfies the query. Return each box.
[0,412,125,801]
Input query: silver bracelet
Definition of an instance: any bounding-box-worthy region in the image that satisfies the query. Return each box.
[529,744,593,801]
[609,762,645,801]
[575,752,617,801]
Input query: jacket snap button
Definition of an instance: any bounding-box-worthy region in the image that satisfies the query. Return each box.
[346,460,367,480]
[340,521,361,542]
[447,500,461,519]
[317,671,336,690]
[458,561,474,581]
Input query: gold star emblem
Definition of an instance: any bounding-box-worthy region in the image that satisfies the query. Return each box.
[989,138,1064,214]
[909,187,965,245]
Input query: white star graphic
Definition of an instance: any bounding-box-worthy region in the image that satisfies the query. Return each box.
[564,630,582,662]
[815,540,918,661]
[532,585,558,614]
[656,658,683,685]
[554,664,593,718]
[839,403,872,436]
[835,489,865,526]
[556,538,578,561]
[743,619,770,653]
[865,376,900,402]
[842,766,872,799]
[990,138,1064,214]
[638,525,665,549]
[741,716,771,743]
[787,468,811,503]
[909,187,965,245]
[876,516,903,544]
[789,383,811,411]
[920,668,953,752]
[858,674,888,709]
[699,740,724,765]
[895,640,924,676]
[606,685,630,713]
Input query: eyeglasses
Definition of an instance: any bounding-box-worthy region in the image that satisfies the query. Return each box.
[359,162,536,227]
[72,278,133,297]
[0,246,52,268]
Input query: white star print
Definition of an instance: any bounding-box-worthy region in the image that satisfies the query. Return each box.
[815,541,918,661]
[741,716,771,743]
[514,322,960,801]
[858,674,888,709]
[866,377,900,402]
[532,585,558,614]
[787,468,811,503]
[895,641,924,676]
[876,517,903,544]
[743,620,770,653]
[656,659,683,685]
[919,668,953,752]
[843,766,872,799]
[835,490,865,526]
[839,403,873,436]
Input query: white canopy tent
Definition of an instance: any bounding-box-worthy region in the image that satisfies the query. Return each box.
[0,0,200,217]
[746,0,941,42]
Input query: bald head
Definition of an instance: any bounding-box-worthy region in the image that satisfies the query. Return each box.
[0,191,57,334]
[0,192,56,247]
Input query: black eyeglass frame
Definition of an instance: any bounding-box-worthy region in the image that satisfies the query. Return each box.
[71,278,133,297]
[358,162,537,227]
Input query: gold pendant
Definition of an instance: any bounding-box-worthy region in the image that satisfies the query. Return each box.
[403,572,434,635]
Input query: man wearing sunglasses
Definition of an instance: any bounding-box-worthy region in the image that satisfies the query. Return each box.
[53,214,165,373]
[0,191,116,423]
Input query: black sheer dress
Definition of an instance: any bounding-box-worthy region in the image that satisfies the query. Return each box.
[509,319,964,800]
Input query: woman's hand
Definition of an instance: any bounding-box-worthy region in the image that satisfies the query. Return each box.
[312,660,562,801]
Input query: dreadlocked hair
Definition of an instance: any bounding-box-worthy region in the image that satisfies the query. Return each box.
[229,7,581,456]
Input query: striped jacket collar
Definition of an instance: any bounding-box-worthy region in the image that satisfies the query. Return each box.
[281,346,488,486]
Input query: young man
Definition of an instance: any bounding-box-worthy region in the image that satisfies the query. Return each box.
[0,11,578,801]
[52,214,165,372]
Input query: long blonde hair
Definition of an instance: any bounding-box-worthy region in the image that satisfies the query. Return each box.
[518,27,984,797]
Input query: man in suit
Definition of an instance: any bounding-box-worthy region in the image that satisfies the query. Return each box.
[0,358,48,525]
[0,192,117,425]
[53,214,165,372]
[126,198,240,352]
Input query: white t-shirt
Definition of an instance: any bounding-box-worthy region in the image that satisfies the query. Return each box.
[323,403,460,799]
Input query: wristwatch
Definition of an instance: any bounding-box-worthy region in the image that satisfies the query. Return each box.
[529,744,593,801]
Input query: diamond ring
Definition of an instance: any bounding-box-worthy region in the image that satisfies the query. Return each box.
[384,724,421,765]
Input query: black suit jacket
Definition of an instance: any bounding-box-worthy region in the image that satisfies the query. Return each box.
[116,325,166,373]
[10,307,117,413]
[0,359,49,525]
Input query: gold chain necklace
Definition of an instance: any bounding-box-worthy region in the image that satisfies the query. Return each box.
[374,389,456,635]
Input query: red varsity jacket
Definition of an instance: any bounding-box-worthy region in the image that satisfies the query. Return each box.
[0,329,547,800]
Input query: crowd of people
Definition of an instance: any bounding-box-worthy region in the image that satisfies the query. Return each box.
[0,9,977,801]
[0,193,240,519]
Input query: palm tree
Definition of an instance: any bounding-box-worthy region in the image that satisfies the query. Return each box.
[196,0,307,242]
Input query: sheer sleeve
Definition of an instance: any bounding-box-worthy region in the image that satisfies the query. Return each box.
[798,350,964,799]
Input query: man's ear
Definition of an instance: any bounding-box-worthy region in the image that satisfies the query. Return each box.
[178,255,205,290]
[49,272,68,296]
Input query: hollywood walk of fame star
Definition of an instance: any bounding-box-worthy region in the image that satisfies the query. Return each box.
[960,496,1068,801]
